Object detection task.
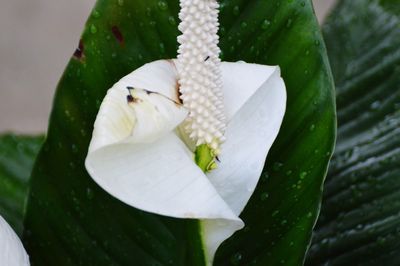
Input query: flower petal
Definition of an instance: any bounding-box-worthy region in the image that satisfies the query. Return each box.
[85,132,243,241]
[199,63,285,263]
[119,59,182,102]
[172,61,279,151]
[89,60,187,152]
[221,61,278,120]
[207,64,286,215]
[0,216,29,266]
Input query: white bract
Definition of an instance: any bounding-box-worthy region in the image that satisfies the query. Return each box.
[0,216,30,266]
[85,0,286,264]
[85,60,286,263]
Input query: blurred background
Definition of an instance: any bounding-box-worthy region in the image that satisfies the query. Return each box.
[0,0,336,134]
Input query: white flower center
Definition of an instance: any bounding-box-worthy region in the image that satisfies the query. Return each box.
[177,0,226,154]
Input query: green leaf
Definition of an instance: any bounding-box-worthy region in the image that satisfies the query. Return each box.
[0,134,43,236]
[22,0,335,265]
[306,0,400,265]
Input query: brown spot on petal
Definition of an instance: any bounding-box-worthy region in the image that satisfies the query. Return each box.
[126,87,142,104]
[144,89,153,95]
[127,95,135,103]
[175,80,183,105]
[141,88,182,107]
[166,60,183,105]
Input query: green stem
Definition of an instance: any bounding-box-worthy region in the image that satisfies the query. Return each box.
[187,144,219,265]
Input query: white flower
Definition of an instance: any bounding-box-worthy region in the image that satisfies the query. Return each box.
[85,59,286,264]
[85,0,286,264]
[0,215,29,266]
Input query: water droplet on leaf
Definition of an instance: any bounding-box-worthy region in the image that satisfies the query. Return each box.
[90,24,97,34]
[261,19,271,29]
[233,6,240,16]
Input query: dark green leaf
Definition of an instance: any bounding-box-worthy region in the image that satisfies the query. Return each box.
[23,0,335,265]
[215,1,336,265]
[0,134,43,236]
[306,0,400,265]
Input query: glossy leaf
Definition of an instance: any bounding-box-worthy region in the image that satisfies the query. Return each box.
[0,134,43,236]
[22,0,335,265]
[306,0,400,265]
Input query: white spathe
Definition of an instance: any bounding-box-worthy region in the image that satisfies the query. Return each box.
[0,216,30,266]
[85,59,286,264]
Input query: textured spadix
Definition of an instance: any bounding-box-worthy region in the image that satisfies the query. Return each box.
[85,60,286,264]
[177,0,225,152]
[0,216,29,266]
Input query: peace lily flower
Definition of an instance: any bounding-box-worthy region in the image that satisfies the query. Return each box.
[0,216,29,266]
[85,0,286,264]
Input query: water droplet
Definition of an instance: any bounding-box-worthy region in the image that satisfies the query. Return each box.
[220,51,225,60]
[230,252,242,265]
[272,210,280,217]
[273,162,283,172]
[90,24,97,34]
[261,19,271,30]
[233,6,240,16]
[315,40,320,46]
[370,101,381,110]
[281,219,287,225]
[92,10,100,18]
[157,1,168,11]
[69,162,76,169]
[80,129,87,137]
[168,16,176,25]
[71,144,78,153]
[159,43,165,54]
[286,170,292,176]
[117,0,124,6]
[307,212,313,218]
[241,22,248,29]
[377,236,386,245]
[301,2,306,7]
[286,19,293,28]
[86,188,95,200]
[96,99,101,109]
[260,192,269,201]
[300,172,307,179]
[261,172,269,182]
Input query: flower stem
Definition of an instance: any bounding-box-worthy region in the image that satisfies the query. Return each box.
[194,144,217,173]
